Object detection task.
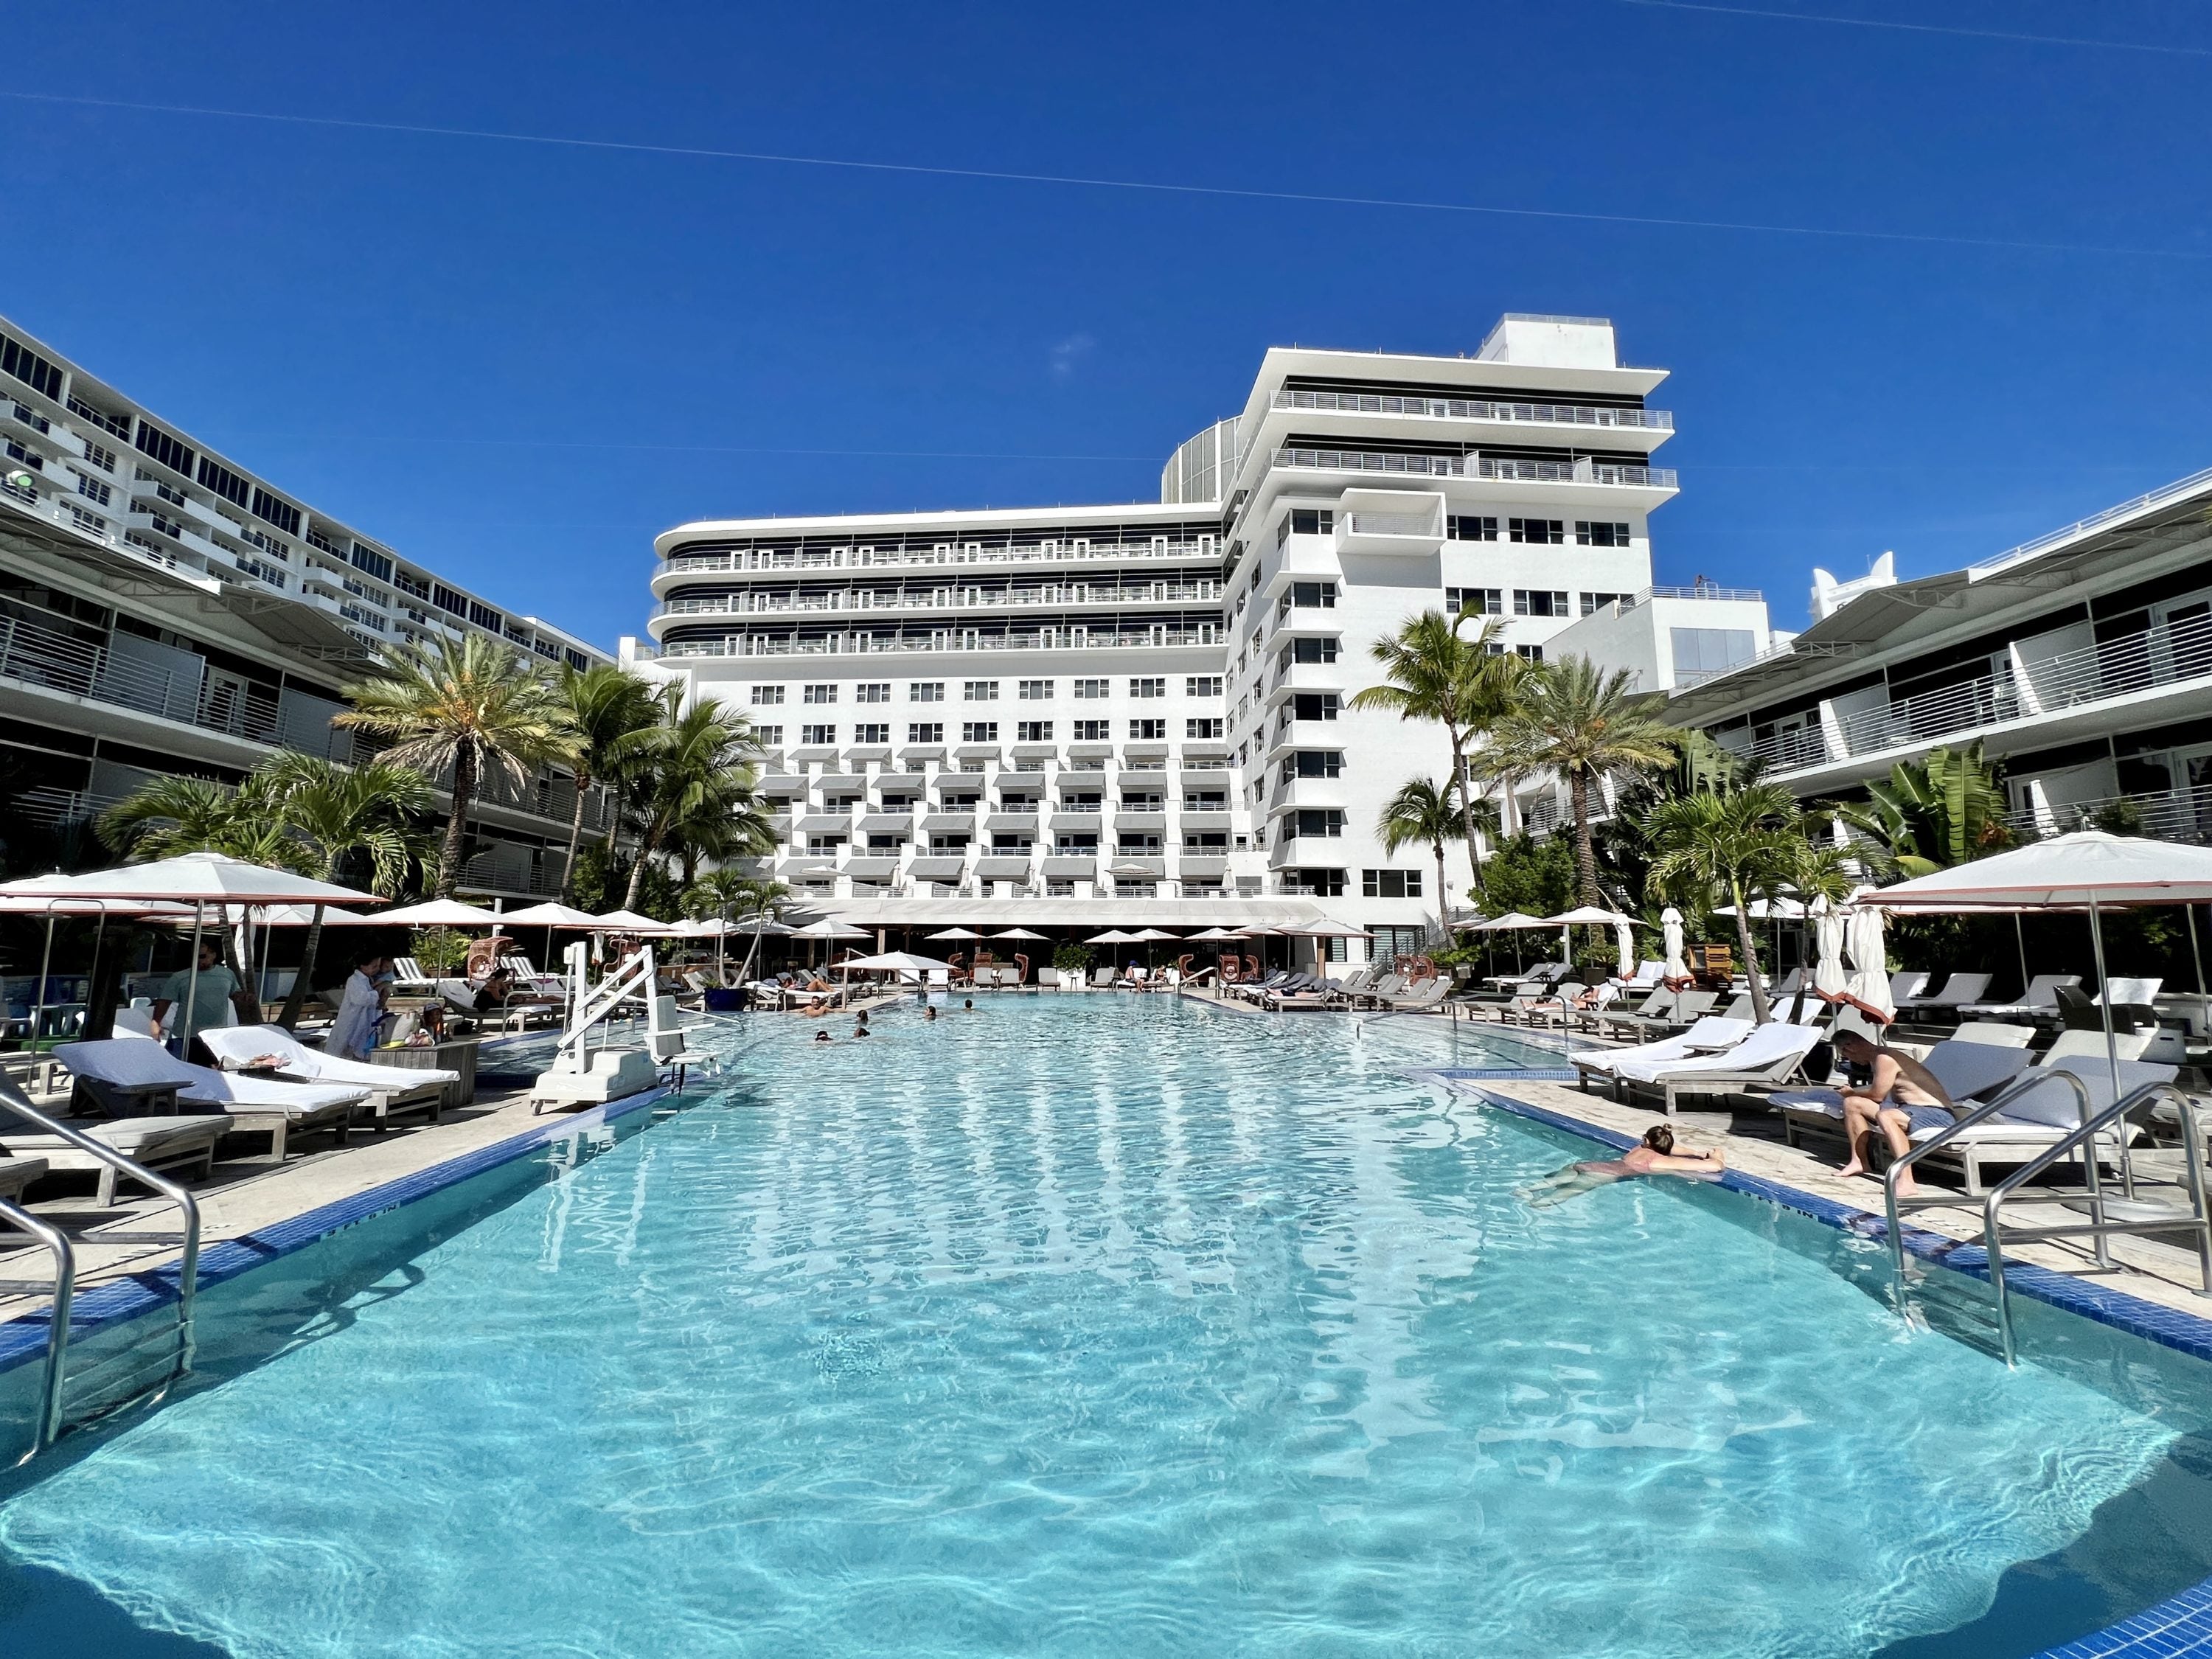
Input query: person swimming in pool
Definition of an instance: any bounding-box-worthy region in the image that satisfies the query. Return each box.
[813,1028,832,1043]
[1520,1124,1726,1207]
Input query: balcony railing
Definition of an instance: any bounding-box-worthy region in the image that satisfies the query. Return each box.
[2006,786,2212,846]
[660,539,1220,579]
[0,611,306,750]
[662,624,1223,659]
[653,580,1221,620]
[1271,389,1672,430]
[1273,448,1675,488]
[1724,609,2212,773]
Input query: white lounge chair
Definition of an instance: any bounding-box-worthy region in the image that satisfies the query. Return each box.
[1889,970,1932,1005]
[199,1024,459,1128]
[56,1037,367,1162]
[1947,1022,2037,1048]
[1904,1054,2178,1195]
[1958,974,2081,1019]
[2097,976,2164,1008]
[1897,973,1993,1015]
[0,1099,224,1208]
[1615,1023,1823,1116]
[1571,1017,1755,1090]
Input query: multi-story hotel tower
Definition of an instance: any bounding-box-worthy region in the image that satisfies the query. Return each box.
[639,316,1772,951]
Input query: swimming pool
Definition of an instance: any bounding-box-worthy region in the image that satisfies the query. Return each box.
[1,995,2210,1657]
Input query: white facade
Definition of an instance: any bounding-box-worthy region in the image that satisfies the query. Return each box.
[639,315,1730,950]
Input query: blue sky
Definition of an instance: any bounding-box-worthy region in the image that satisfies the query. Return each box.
[4,1,2208,644]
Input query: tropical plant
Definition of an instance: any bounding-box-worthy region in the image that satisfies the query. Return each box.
[411,925,470,978]
[1645,782,1805,1023]
[98,772,311,872]
[1351,611,1526,898]
[552,662,664,902]
[1377,776,1464,938]
[607,691,771,909]
[257,754,438,1027]
[1489,655,1681,908]
[1832,742,2013,877]
[684,870,790,983]
[335,635,580,897]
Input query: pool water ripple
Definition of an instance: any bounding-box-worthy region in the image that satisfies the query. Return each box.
[0,997,2203,1657]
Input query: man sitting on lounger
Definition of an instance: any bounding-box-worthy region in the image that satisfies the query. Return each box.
[1521,1124,1727,1207]
[1831,1029,1955,1197]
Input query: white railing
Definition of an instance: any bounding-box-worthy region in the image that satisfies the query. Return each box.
[653,580,1220,619]
[1271,389,1671,429]
[660,539,1219,579]
[1343,510,1437,538]
[1273,448,1675,488]
[2006,787,2212,846]
[661,624,1222,658]
[1969,465,2212,577]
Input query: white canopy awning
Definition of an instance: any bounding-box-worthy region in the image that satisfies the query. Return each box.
[0,852,378,906]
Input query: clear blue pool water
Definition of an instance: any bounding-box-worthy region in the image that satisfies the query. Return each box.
[1,995,2210,1657]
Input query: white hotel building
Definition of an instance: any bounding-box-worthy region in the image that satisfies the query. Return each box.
[0,313,616,899]
[637,316,1777,950]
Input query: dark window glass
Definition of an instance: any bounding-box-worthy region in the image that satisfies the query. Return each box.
[133,420,195,476]
[196,456,252,508]
[250,486,302,536]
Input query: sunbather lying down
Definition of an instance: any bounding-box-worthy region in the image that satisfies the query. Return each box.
[1520,1124,1726,1208]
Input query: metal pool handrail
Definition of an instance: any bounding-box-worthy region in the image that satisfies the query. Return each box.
[0,1194,73,1461]
[1882,1068,2095,1276]
[1972,1081,2212,1366]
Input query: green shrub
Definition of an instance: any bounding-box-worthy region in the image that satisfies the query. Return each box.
[411,925,470,976]
[1052,941,1095,974]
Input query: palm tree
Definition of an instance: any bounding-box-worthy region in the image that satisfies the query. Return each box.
[1377,777,1464,940]
[336,636,580,897]
[552,662,662,903]
[1645,782,1804,1023]
[608,692,771,911]
[1351,610,1525,898]
[1489,655,1680,908]
[257,754,437,1028]
[682,870,788,984]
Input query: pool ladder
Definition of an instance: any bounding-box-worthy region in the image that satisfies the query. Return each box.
[0,1079,201,1464]
[1885,1074,2212,1366]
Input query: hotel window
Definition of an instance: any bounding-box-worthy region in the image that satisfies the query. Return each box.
[855,723,890,744]
[350,543,394,583]
[1129,678,1165,698]
[1290,508,1333,536]
[962,721,999,742]
[394,568,430,600]
[1580,591,1629,616]
[1287,636,1338,664]
[800,723,836,745]
[908,722,944,742]
[1514,589,1570,618]
[1130,718,1166,740]
[1363,869,1423,898]
[0,330,63,400]
[251,486,303,537]
[1575,521,1632,547]
[1186,675,1222,698]
[1514,644,1545,662]
[1186,717,1224,739]
[803,684,837,704]
[1286,581,1337,611]
[964,680,999,701]
[855,682,890,703]
[1281,750,1343,780]
[81,440,116,474]
[466,600,503,632]
[1072,719,1108,741]
[73,470,111,507]
[1291,692,1339,721]
[1284,810,1346,840]
[132,420,195,476]
[750,685,785,706]
[1448,515,1498,542]
[755,725,783,746]
[1509,518,1565,545]
[1447,586,1503,616]
[1018,678,1054,700]
[1017,720,1053,742]
[196,456,252,509]
[1670,627,1758,684]
[1074,678,1108,698]
[910,681,944,702]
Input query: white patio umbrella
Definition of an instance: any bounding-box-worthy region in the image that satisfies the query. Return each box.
[502,900,606,977]
[594,908,676,933]
[990,928,1048,941]
[1843,902,1893,1018]
[0,894,195,1047]
[1086,928,1141,945]
[1809,895,1848,995]
[1714,896,1809,919]
[1542,905,1641,976]
[0,855,380,1054]
[926,927,985,941]
[1186,925,1248,941]
[837,950,955,982]
[1129,928,1180,942]
[1873,831,2212,1089]
[372,898,505,927]
[1660,906,1688,979]
[792,918,870,938]
[255,904,388,927]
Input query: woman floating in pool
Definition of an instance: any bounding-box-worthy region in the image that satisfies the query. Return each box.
[1520,1124,1726,1207]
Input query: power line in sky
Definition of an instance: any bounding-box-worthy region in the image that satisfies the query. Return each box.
[1602,0,2212,58]
[1,88,2205,262]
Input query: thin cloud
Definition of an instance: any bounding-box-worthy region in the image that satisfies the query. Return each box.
[1050,333,1096,380]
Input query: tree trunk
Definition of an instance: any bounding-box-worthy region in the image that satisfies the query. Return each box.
[557,762,591,903]
[1433,840,1448,946]
[436,742,477,898]
[1570,771,1601,906]
[1450,729,1486,900]
[734,917,765,987]
[622,824,660,910]
[276,902,325,1029]
[1731,877,1771,1023]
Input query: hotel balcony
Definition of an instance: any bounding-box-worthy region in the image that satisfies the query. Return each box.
[658,622,1224,660]
[1270,447,1677,501]
[1720,611,2212,785]
[650,537,1221,594]
[1334,490,1445,557]
[1267,387,1672,448]
[649,580,1222,632]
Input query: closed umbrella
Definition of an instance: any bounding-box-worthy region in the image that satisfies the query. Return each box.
[1844,903,1893,1018]
[1613,919,1636,980]
[1810,896,1848,995]
[1660,906,1688,979]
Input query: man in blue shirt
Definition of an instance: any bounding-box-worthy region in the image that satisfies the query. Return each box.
[152,939,257,1062]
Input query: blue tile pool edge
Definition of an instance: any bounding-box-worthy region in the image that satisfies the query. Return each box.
[0,1083,677,1380]
[1419,1070,2212,1659]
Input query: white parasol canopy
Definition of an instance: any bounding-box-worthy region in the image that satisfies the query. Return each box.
[255,903,389,928]
[791,918,871,939]
[1543,905,1641,927]
[372,898,505,927]
[927,927,986,941]
[991,928,1048,941]
[1844,904,1893,1018]
[1475,911,1551,931]
[0,895,194,919]
[1715,896,1809,919]
[1128,928,1180,942]
[594,908,677,933]
[1810,895,1849,995]
[504,901,602,928]
[1087,928,1141,945]
[1660,906,1688,978]
[1186,925,1248,941]
[0,853,378,906]
[837,950,955,978]
[1871,830,2212,910]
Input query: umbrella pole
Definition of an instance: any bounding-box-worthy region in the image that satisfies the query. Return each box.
[181,900,204,1060]
[2189,902,2205,997]
[2087,892,2132,1220]
[2014,912,2028,1002]
[86,908,107,1040]
[30,910,55,1049]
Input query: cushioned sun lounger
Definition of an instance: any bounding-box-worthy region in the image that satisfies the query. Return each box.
[1614,1023,1823,1116]
[57,1038,366,1163]
[1773,1037,2034,1152]
[1958,975,2081,1019]
[1571,1017,1756,1090]
[201,1024,458,1127]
